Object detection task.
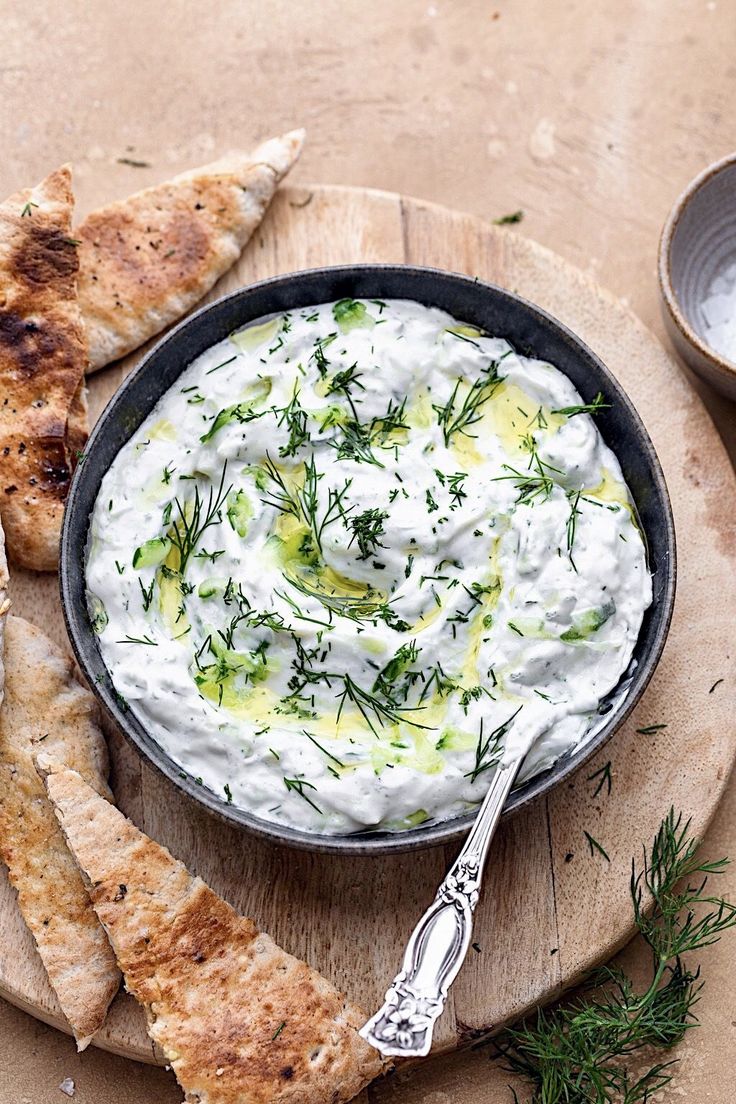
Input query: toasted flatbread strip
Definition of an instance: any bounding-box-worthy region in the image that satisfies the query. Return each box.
[0,520,8,707]
[40,762,384,1104]
[77,129,305,373]
[0,165,89,571]
[0,617,120,1048]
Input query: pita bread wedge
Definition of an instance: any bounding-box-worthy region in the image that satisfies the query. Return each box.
[0,520,8,707]
[77,129,305,373]
[0,617,120,1048]
[0,165,89,571]
[40,762,385,1104]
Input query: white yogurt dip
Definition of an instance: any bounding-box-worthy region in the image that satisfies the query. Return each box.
[86,298,651,834]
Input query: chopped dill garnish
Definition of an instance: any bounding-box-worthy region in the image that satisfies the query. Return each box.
[302,730,345,767]
[432,359,504,446]
[588,760,613,798]
[168,466,232,574]
[336,672,433,735]
[493,209,524,225]
[466,705,522,782]
[283,776,322,813]
[276,382,310,457]
[584,830,611,861]
[138,576,155,612]
[566,489,582,571]
[206,354,237,376]
[347,507,388,561]
[260,455,352,554]
[552,391,610,418]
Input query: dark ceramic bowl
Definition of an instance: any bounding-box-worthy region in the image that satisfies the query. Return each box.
[659,152,736,400]
[61,266,676,854]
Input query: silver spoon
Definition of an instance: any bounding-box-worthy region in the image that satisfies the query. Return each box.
[359,758,521,1058]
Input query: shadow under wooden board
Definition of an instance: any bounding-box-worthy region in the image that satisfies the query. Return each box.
[2,184,734,1071]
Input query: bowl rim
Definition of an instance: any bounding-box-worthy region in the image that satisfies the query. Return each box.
[61,263,677,855]
[658,150,736,383]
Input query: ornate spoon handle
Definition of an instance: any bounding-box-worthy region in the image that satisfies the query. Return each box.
[359,761,520,1058]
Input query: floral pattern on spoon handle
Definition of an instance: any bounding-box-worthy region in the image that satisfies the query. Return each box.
[360,761,520,1058]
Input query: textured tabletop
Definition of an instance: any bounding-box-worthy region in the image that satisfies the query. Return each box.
[0,2,734,1102]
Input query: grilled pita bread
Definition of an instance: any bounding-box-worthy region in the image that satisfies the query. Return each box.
[40,762,384,1104]
[0,165,89,571]
[0,520,8,707]
[0,617,120,1048]
[78,129,305,373]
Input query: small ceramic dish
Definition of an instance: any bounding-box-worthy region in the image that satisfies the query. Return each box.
[659,152,736,400]
[60,265,676,854]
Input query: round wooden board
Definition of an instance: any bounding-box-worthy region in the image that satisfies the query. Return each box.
[1,184,734,1068]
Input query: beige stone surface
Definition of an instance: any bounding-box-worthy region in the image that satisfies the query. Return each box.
[0,1,735,1102]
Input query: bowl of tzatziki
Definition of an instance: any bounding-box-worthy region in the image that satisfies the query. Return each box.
[61,266,675,853]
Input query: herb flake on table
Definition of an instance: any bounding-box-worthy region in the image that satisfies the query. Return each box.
[494,209,525,225]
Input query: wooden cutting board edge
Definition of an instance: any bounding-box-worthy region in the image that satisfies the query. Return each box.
[1,182,734,1069]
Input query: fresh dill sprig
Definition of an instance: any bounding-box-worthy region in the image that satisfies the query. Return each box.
[494,460,554,506]
[552,391,610,418]
[260,455,353,553]
[327,396,408,468]
[272,587,333,630]
[443,470,468,509]
[494,809,736,1104]
[283,775,323,813]
[347,507,388,561]
[328,418,382,466]
[284,574,383,623]
[276,382,310,457]
[168,465,232,574]
[416,662,458,704]
[633,808,736,960]
[310,332,337,378]
[566,489,582,571]
[336,672,433,735]
[326,363,365,418]
[432,360,504,447]
[490,428,564,506]
[259,454,302,519]
[466,705,522,782]
[374,396,409,440]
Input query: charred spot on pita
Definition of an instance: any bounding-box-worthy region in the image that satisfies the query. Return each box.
[11,222,79,287]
